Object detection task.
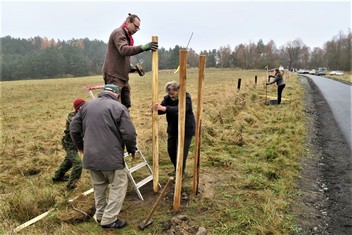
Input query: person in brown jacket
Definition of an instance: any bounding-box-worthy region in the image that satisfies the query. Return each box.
[102,13,158,109]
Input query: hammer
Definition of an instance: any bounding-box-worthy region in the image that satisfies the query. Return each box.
[138,177,174,230]
[135,63,145,76]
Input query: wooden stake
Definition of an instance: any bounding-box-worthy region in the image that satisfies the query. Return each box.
[173,50,187,211]
[192,55,206,196]
[13,208,55,233]
[152,36,159,192]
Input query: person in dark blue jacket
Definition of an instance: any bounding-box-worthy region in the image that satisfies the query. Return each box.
[152,81,195,177]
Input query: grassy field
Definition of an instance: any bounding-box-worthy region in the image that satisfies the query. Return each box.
[1,68,307,234]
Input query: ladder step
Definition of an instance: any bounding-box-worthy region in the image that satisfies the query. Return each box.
[128,162,147,173]
[136,175,153,189]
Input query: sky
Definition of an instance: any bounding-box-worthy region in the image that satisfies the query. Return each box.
[1,0,351,53]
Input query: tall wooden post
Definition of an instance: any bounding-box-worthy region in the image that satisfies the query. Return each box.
[192,55,206,196]
[173,50,187,211]
[152,36,159,192]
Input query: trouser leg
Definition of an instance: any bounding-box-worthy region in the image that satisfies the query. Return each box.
[167,136,178,170]
[66,149,82,187]
[90,170,109,222]
[183,136,193,173]
[168,135,193,173]
[277,84,285,104]
[104,74,131,109]
[53,155,72,179]
[101,169,128,225]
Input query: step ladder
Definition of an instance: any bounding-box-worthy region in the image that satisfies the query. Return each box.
[124,147,160,200]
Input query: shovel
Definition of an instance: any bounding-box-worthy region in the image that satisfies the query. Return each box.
[138,176,174,230]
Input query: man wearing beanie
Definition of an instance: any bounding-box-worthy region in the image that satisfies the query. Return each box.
[70,84,136,229]
[52,98,86,190]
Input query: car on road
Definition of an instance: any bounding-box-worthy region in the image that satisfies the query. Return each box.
[309,69,316,75]
[297,69,309,74]
[329,71,344,76]
[315,67,327,76]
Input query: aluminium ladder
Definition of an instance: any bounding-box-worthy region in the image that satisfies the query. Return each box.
[124,147,160,200]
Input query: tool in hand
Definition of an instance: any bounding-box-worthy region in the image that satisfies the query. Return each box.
[138,176,174,230]
[135,63,145,76]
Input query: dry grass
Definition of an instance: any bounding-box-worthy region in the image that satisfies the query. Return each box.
[325,71,352,84]
[1,68,306,234]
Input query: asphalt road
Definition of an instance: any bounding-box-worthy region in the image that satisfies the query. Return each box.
[302,75,352,151]
[297,75,352,234]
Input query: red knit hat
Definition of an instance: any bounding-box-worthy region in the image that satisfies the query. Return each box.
[73,98,86,111]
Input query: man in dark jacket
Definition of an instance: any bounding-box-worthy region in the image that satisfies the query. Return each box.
[151,81,195,177]
[70,84,136,229]
[102,13,158,109]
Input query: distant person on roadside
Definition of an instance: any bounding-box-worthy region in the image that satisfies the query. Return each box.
[52,98,86,190]
[102,13,158,109]
[267,68,286,104]
[151,81,195,177]
[70,84,136,230]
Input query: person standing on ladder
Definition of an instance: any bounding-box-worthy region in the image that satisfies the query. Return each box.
[70,84,137,229]
[102,13,158,109]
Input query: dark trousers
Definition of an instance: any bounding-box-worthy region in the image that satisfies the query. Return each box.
[167,135,193,173]
[103,73,131,108]
[53,149,82,185]
[277,84,286,104]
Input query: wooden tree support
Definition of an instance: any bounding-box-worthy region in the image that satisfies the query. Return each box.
[152,35,159,192]
[192,55,206,196]
[173,50,188,211]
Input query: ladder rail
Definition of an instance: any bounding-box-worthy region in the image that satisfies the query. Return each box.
[124,147,159,200]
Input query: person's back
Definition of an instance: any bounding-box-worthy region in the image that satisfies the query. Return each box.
[70,84,136,229]
[76,91,136,170]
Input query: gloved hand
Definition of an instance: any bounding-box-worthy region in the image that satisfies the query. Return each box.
[141,42,158,51]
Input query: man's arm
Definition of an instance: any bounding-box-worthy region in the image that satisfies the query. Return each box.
[70,114,84,152]
[118,109,137,154]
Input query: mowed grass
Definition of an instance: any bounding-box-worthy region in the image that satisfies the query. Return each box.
[1,68,306,234]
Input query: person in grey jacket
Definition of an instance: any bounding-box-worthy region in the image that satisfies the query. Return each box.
[267,68,286,104]
[70,84,136,230]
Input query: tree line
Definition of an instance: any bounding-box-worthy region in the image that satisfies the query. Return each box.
[1,30,350,81]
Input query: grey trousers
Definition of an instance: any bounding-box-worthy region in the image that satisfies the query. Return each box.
[89,168,128,225]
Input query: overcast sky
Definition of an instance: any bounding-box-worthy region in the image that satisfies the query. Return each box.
[1,0,350,53]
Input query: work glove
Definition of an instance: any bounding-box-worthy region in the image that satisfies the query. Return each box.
[141,42,158,51]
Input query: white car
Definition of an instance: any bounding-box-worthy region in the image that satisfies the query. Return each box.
[309,69,316,75]
[329,71,344,76]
